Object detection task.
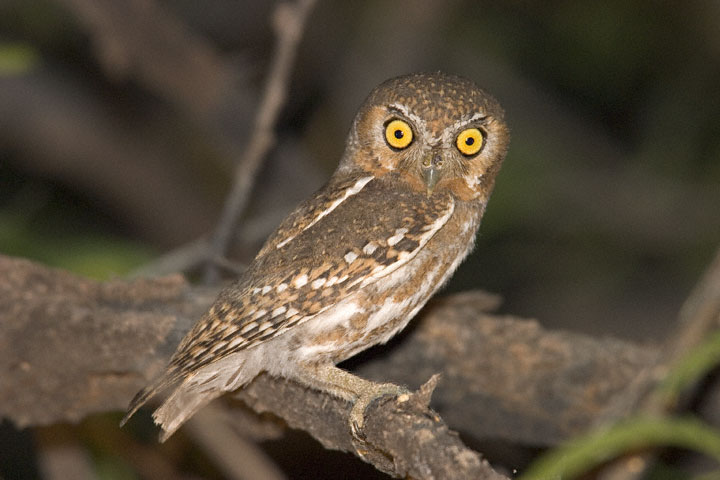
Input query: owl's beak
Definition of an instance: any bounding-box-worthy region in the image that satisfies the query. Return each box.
[421,153,444,195]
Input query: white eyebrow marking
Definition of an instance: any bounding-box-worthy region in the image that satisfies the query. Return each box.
[388,103,428,138]
[391,100,488,145]
[388,103,412,117]
[276,176,373,249]
[389,103,487,145]
[388,103,438,141]
[445,113,488,143]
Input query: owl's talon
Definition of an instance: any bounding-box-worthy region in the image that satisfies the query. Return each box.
[348,383,410,442]
[350,419,365,443]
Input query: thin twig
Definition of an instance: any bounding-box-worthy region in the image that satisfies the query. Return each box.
[130,237,210,278]
[59,0,317,278]
[130,240,247,278]
[203,0,318,283]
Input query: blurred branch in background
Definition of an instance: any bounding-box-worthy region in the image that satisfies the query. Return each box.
[187,404,287,480]
[203,0,317,283]
[51,0,319,281]
[520,246,720,479]
[58,0,320,281]
[0,67,223,247]
[57,0,242,119]
[0,0,255,248]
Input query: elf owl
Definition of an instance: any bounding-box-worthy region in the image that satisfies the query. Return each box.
[122,72,509,442]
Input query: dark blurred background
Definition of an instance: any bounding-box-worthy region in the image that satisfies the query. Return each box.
[1,0,719,478]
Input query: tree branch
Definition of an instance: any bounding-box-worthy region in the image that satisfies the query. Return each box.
[0,254,662,477]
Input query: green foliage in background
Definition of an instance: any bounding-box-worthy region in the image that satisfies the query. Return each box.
[0,209,153,280]
[521,330,720,479]
[0,42,39,75]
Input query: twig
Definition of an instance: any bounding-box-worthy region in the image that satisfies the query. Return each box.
[208,256,248,276]
[203,0,318,283]
[130,237,211,278]
[130,239,248,278]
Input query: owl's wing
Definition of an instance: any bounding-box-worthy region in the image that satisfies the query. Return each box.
[122,174,454,421]
[174,173,455,371]
[255,175,376,257]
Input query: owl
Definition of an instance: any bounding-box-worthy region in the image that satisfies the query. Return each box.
[121,72,509,442]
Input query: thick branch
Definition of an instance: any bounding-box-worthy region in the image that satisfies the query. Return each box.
[354,292,660,445]
[0,254,660,476]
[239,374,506,479]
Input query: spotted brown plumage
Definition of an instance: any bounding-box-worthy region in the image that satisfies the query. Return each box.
[171,176,454,370]
[121,72,510,443]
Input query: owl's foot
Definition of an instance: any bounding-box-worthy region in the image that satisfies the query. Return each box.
[293,363,411,469]
[293,363,410,444]
[347,382,410,470]
[349,382,411,441]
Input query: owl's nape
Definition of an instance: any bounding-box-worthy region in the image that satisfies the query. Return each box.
[122,73,508,452]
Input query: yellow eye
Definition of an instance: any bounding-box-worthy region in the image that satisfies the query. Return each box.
[456,128,483,156]
[385,119,413,149]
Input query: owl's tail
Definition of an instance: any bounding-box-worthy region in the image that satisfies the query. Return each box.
[120,370,221,442]
[120,369,184,428]
[152,382,224,442]
[124,353,256,442]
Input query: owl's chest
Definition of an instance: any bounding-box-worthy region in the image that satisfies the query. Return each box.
[292,202,481,364]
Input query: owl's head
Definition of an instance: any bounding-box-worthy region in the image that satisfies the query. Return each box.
[341,72,509,202]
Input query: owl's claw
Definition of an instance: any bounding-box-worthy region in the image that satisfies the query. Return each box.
[348,383,411,442]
